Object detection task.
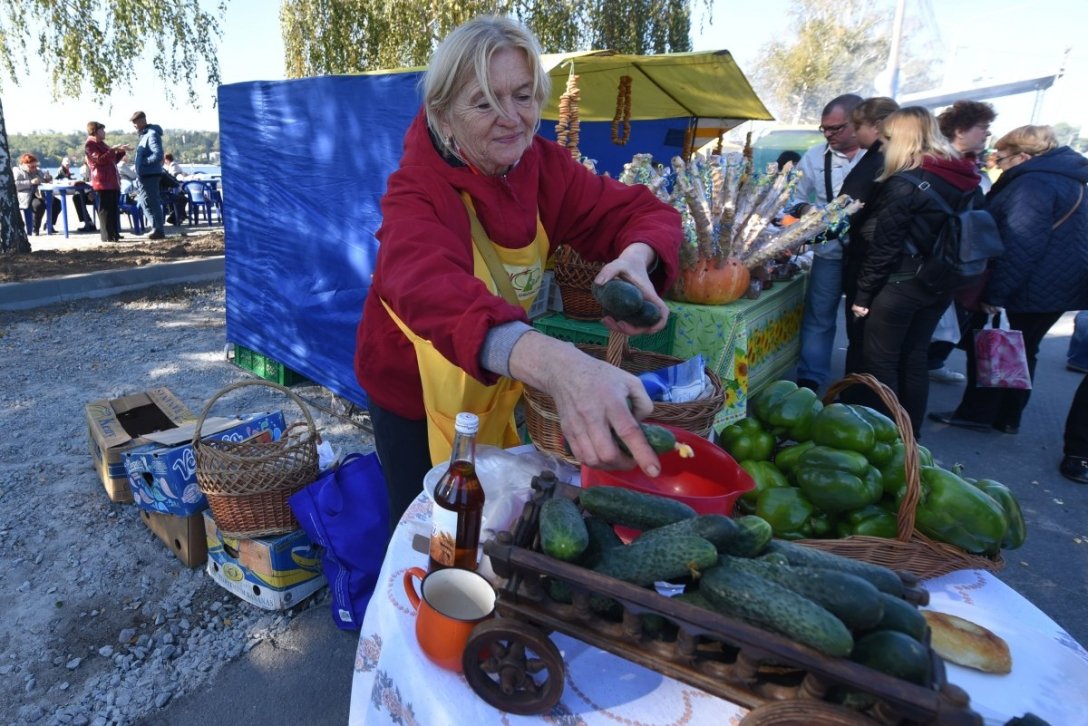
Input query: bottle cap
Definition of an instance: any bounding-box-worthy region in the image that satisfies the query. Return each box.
[454,412,479,435]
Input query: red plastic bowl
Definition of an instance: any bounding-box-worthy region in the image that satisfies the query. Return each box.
[580,424,755,518]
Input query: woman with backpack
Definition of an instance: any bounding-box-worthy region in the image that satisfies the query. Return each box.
[849,106,984,435]
[929,125,1088,436]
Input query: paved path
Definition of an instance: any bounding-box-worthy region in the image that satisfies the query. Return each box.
[1,223,223,311]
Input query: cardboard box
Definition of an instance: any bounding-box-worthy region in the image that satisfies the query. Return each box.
[85,388,195,503]
[123,411,287,516]
[203,511,326,610]
[139,509,208,568]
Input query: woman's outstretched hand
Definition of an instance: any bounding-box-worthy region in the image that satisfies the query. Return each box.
[509,332,661,477]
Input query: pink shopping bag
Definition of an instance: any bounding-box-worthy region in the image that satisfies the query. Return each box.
[975,313,1031,389]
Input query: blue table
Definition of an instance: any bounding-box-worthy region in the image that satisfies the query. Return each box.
[40,182,91,238]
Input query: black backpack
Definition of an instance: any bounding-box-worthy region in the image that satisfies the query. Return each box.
[901,171,1004,291]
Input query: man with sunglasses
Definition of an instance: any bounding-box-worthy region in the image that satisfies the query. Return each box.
[787,94,865,392]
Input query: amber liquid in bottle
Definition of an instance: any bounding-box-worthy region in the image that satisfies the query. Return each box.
[428,413,484,572]
[427,460,484,571]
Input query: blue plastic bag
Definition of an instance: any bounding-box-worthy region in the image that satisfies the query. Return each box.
[288,452,390,630]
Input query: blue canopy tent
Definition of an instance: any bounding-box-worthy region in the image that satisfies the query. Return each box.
[218,50,771,407]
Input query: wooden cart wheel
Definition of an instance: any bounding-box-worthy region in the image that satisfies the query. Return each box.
[462,619,566,715]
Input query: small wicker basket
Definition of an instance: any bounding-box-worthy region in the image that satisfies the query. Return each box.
[193,379,320,538]
[551,245,604,321]
[797,373,1004,579]
[523,331,724,463]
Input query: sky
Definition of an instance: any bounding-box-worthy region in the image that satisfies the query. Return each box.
[2,0,1085,140]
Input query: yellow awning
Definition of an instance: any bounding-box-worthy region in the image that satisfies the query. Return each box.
[540,50,774,123]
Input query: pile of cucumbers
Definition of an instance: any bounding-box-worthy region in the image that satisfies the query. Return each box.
[538,484,935,691]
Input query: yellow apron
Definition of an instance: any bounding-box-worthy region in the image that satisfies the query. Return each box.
[381,195,550,465]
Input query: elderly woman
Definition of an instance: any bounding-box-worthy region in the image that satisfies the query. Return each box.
[84,121,131,242]
[13,153,61,235]
[930,125,1088,436]
[354,16,681,522]
[850,107,983,435]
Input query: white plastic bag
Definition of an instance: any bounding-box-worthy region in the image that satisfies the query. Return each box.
[423,445,578,538]
[931,304,961,345]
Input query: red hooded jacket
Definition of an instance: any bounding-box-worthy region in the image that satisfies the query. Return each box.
[84,137,126,192]
[355,111,682,419]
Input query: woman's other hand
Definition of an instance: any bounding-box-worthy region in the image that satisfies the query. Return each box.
[851,304,869,319]
[979,302,1001,315]
[595,242,670,335]
[509,332,661,477]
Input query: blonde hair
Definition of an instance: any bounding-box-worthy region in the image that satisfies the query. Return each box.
[878,106,960,181]
[851,97,899,132]
[422,16,550,153]
[995,125,1058,157]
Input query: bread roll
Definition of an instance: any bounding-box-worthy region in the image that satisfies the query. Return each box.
[923,610,1012,674]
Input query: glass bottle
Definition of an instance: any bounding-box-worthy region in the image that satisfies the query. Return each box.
[427,412,485,572]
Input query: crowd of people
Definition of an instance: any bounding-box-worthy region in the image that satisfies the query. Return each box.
[350,15,1087,530]
[6,111,194,250]
[788,93,1087,484]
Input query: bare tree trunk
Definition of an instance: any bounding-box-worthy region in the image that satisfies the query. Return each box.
[0,96,31,254]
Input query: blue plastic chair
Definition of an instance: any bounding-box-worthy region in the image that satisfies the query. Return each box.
[183,181,215,225]
[21,208,36,235]
[118,194,145,234]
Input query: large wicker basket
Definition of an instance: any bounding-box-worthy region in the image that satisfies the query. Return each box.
[552,245,604,321]
[193,379,320,538]
[797,373,1004,579]
[523,330,724,463]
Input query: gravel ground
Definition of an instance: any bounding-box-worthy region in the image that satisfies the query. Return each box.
[0,281,373,725]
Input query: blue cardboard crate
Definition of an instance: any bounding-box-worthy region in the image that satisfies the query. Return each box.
[123,411,286,516]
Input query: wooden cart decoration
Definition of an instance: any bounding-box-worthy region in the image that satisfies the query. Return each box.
[463,473,982,724]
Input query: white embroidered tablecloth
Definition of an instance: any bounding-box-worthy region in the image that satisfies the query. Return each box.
[349,493,1088,726]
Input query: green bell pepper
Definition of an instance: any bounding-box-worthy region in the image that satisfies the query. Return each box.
[849,405,900,444]
[756,487,814,539]
[812,403,876,455]
[764,386,823,441]
[739,459,790,505]
[973,479,1026,550]
[773,440,816,477]
[843,504,899,539]
[915,467,1008,555]
[866,441,896,469]
[807,511,837,538]
[719,418,775,462]
[878,442,933,497]
[795,460,884,514]
[750,379,798,425]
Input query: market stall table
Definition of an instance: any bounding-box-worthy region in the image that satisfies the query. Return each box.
[349,485,1088,726]
[666,272,806,431]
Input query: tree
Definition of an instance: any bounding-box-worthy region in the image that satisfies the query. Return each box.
[750,0,938,124]
[0,0,225,254]
[280,0,697,78]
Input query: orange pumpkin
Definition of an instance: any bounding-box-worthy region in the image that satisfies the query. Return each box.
[669,255,750,305]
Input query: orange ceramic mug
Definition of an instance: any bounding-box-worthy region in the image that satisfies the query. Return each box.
[403,566,495,672]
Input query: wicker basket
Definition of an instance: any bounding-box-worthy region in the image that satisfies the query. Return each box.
[552,245,604,321]
[796,373,1004,579]
[193,379,321,538]
[523,330,724,463]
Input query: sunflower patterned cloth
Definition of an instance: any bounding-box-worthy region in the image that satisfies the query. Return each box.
[666,273,806,431]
